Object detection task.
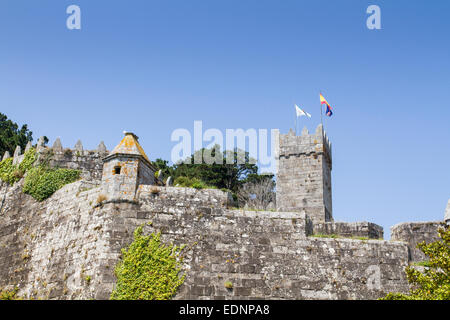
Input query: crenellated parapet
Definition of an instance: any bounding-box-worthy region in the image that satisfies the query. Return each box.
[445,199,450,225]
[43,138,110,181]
[45,137,109,157]
[6,142,33,166]
[12,145,22,165]
[278,124,332,169]
[1,137,110,181]
[1,151,10,161]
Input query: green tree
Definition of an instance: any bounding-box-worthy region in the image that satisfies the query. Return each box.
[153,145,274,205]
[0,113,33,156]
[153,158,175,179]
[381,225,450,300]
[171,145,260,193]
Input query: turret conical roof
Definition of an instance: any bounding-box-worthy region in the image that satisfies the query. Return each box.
[109,131,151,163]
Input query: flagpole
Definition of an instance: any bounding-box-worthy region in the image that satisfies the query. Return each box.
[319,91,324,135]
[295,108,297,135]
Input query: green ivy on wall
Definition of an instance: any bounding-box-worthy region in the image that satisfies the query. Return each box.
[110,225,186,300]
[0,148,80,202]
[0,287,21,300]
[23,166,80,202]
[0,148,37,184]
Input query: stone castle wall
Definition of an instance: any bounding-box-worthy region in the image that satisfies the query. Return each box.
[133,194,409,300]
[0,181,411,300]
[391,222,444,262]
[0,180,106,299]
[0,134,445,300]
[45,149,108,181]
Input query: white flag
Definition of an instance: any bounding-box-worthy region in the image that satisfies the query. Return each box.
[295,104,311,118]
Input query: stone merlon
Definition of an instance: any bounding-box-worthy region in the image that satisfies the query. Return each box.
[445,199,450,224]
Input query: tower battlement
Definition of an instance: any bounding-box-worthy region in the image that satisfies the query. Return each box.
[276,124,333,223]
[278,124,332,169]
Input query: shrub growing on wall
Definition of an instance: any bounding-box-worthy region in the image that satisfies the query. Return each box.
[381,226,450,300]
[0,148,37,184]
[0,158,15,184]
[23,166,80,202]
[0,147,81,202]
[174,176,214,189]
[0,287,21,300]
[110,226,185,300]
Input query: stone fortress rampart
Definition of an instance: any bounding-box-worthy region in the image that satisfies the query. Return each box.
[0,128,447,300]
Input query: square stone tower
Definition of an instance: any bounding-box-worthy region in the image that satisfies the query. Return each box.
[101,132,157,201]
[276,124,332,223]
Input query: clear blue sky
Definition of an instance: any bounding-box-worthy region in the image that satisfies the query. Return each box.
[0,1,449,238]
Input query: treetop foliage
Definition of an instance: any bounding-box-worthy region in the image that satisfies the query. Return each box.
[0,112,33,157]
[153,145,274,195]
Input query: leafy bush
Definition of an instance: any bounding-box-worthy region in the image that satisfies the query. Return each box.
[381,226,450,300]
[174,176,198,187]
[0,148,37,185]
[174,176,214,189]
[0,287,21,300]
[191,181,207,189]
[18,147,37,173]
[0,158,15,184]
[153,146,269,194]
[23,166,80,202]
[0,147,80,201]
[110,226,185,300]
